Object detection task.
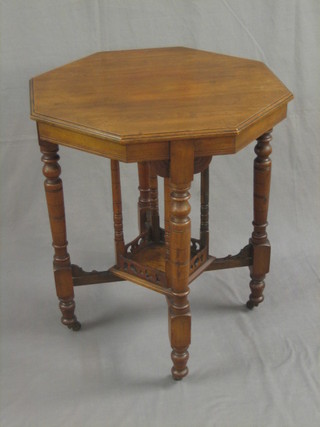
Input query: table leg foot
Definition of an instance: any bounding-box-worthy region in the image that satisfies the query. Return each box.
[171,350,189,380]
[166,298,191,379]
[59,298,81,331]
[246,277,265,309]
[168,295,191,380]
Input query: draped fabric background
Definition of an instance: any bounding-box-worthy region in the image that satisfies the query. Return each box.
[1,1,319,426]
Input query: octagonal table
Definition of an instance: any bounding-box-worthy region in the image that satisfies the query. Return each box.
[30,47,293,380]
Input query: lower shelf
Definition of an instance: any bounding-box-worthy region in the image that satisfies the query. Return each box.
[117,242,167,288]
[72,241,252,295]
[130,243,166,272]
[114,239,211,292]
[110,266,171,296]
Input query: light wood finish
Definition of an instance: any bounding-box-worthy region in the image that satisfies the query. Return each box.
[31,48,293,380]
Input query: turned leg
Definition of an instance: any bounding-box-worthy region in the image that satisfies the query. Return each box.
[137,162,160,241]
[167,141,194,380]
[111,160,125,266]
[247,131,272,309]
[39,139,81,330]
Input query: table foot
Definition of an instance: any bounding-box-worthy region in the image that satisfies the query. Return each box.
[246,277,265,309]
[168,298,191,380]
[59,298,81,331]
[171,350,189,380]
[68,321,82,331]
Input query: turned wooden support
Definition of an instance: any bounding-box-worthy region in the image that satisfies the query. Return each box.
[137,162,160,241]
[167,141,194,380]
[137,162,151,233]
[149,163,160,242]
[164,177,171,277]
[39,139,81,331]
[111,160,125,266]
[200,166,209,252]
[247,130,272,309]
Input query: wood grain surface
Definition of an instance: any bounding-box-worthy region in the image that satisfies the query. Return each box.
[31,47,293,151]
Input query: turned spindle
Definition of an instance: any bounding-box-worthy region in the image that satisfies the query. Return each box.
[137,162,160,241]
[164,177,171,276]
[247,130,272,309]
[111,160,125,266]
[200,166,209,252]
[39,139,81,331]
[149,163,160,242]
[137,162,151,233]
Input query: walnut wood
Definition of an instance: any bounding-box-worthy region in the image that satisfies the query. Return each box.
[189,246,207,272]
[73,243,252,288]
[200,167,209,250]
[35,105,288,162]
[188,256,215,284]
[206,244,253,271]
[118,251,167,288]
[30,48,293,380]
[149,163,161,242]
[116,236,205,282]
[31,48,293,156]
[247,131,272,309]
[137,162,160,242]
[71,264,124,286]
[153,156,212,178]
[39,139,80,331]
[110,267,172,297]
[167,141,194,380]
[164,177,171,284]
[111,160,125,265]
[137,162,151,233]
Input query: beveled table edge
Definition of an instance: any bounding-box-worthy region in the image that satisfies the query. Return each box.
[30,79,293,146]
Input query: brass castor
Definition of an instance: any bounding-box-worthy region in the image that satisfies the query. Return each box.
[68,320,82,331]
[246,300,255,310]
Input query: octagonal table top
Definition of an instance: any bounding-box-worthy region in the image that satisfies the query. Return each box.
[30,47,293,160]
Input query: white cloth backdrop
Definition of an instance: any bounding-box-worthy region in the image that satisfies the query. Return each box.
[1,1,319,426]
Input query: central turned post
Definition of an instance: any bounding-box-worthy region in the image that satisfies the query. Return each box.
[137,162,160,240]
[167,141,194,380]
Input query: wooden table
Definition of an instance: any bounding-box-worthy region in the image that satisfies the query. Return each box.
[30,47,293,380]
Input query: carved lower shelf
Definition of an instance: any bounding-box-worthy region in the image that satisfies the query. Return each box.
[72,244,253,292]
[111,256,214,295]
[110,266,172,296]
[117,239,208,288]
